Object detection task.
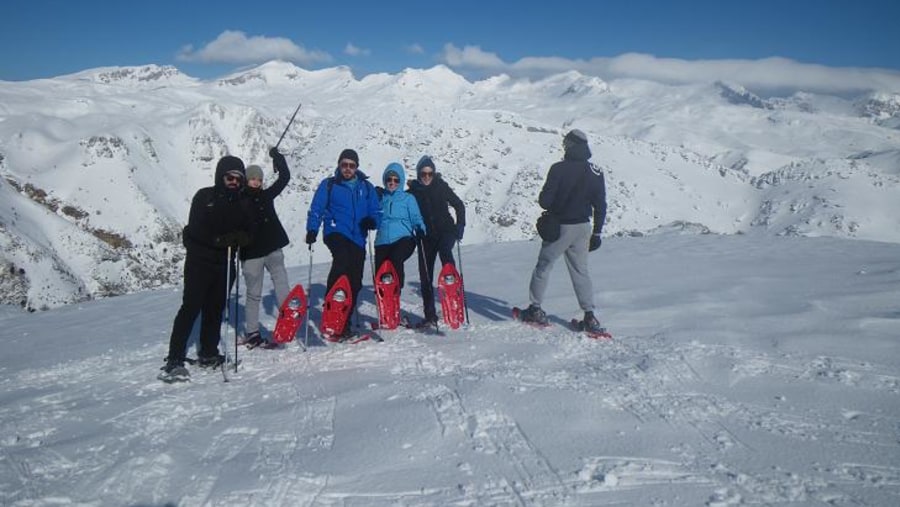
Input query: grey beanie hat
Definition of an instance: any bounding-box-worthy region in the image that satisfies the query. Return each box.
[564,129,588,146]
[246,164,264,181]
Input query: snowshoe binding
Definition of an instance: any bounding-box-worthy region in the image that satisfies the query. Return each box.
[158,358,190,383]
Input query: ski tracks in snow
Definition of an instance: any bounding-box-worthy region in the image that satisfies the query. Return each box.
[1,315,898,505]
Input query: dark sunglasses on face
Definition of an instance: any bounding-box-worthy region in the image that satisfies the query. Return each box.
[340,161,357,169]
[419,171,434,179]
[386,176,400,183]
[224,174,243,183]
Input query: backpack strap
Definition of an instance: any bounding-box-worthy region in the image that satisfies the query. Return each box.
[324,177,336,212]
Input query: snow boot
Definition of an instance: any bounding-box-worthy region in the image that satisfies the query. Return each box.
[519,304,548,326]
[582,311,606,334]
[242,331,265,350]
[198,354,226,369]
[158,358,190,383]
[415,316,439,330]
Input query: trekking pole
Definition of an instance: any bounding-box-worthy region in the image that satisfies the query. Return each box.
[456,241,470,327]
[272,101,302,158]
[416,235,438,333]
[234,248,241,373]
[368,232,377,328]
[303,245,313,350]
[221,246,232,382]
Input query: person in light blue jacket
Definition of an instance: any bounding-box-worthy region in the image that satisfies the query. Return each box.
[306,149,382,335]
[374,162,426,289]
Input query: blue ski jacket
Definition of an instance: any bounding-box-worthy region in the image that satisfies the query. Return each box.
[306,168,382,248]
[375,163,427,246]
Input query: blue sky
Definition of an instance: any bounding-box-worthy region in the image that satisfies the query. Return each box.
[3,0,900,92]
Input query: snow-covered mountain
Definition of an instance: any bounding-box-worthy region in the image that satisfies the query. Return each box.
[1,61,899,310]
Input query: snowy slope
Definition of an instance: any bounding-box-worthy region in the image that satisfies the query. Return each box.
[1,235,899,506]
[1,61,899,309]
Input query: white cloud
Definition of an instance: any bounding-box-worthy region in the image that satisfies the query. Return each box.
[177,30,332,65]
[439,44,900,94]
[344,43,371,57]
[440,43,505,69]
[406,43,425,55]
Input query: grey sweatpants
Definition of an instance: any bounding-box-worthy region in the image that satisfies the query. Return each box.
[528,222,595,312]
[242,249,291,335]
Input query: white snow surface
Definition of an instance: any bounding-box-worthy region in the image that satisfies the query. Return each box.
[2,61,900,310]
[2,233,899,506]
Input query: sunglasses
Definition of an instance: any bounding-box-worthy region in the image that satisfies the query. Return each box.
[419,171,434,179]
[385,176,400,183]
[340,161,358,169]
[224,174,243,183]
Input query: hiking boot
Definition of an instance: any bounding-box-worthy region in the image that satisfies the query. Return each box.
[416,317,439,330]
[519,304,548,325]
[198,354,226,369]
[243,331,265,349]
[158,358,190,383]
[582,311,606,334]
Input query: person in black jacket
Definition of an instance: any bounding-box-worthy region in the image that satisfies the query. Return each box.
[519,129,607,331]
[239,148,292,348]
[159,155,256,382]
[407,155,466,328]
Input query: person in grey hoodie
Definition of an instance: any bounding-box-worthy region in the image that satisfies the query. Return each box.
[518,129,607,332]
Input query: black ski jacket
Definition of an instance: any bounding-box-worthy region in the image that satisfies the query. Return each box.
[407,174,465,238]
[183,164,257,266]
[538,143,607,234]
[240,163,290,260]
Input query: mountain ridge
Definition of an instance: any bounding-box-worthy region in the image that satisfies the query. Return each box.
[1,60,898,310]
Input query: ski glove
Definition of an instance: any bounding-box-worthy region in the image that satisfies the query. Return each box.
[269,147,288,173]
[413,227,426,240]
[305,230,317,245]
[457,223,465,241]
[588,234,602,252]
[359,216,377,234]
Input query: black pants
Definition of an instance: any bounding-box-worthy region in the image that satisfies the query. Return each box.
[416,233,456,321]
[325,233,366,311]
[167,258,234,361]
[374,237,416,287]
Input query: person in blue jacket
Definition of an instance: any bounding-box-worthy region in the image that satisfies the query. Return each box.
[305,149,382,335]
[374,162,427,291]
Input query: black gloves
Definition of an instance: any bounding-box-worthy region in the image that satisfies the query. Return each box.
[216,231,251,248]
[359,217,377,234]
[588,234,602,252]
[456,223,465,241]
[305,230,317,245]
[413,227,426,240]
[269,147,288,173]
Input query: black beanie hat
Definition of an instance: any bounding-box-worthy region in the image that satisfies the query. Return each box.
[415,155,435,176]
[338,149,359,166]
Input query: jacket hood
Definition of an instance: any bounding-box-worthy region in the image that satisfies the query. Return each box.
[382,162,407,191]
[214,155,246,189]
[563,142,592,162]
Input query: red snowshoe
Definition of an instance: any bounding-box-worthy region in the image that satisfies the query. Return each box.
[320,275,353,342]
[437,263,465,329]
[272,284,308,344]
[374,260,401,330]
